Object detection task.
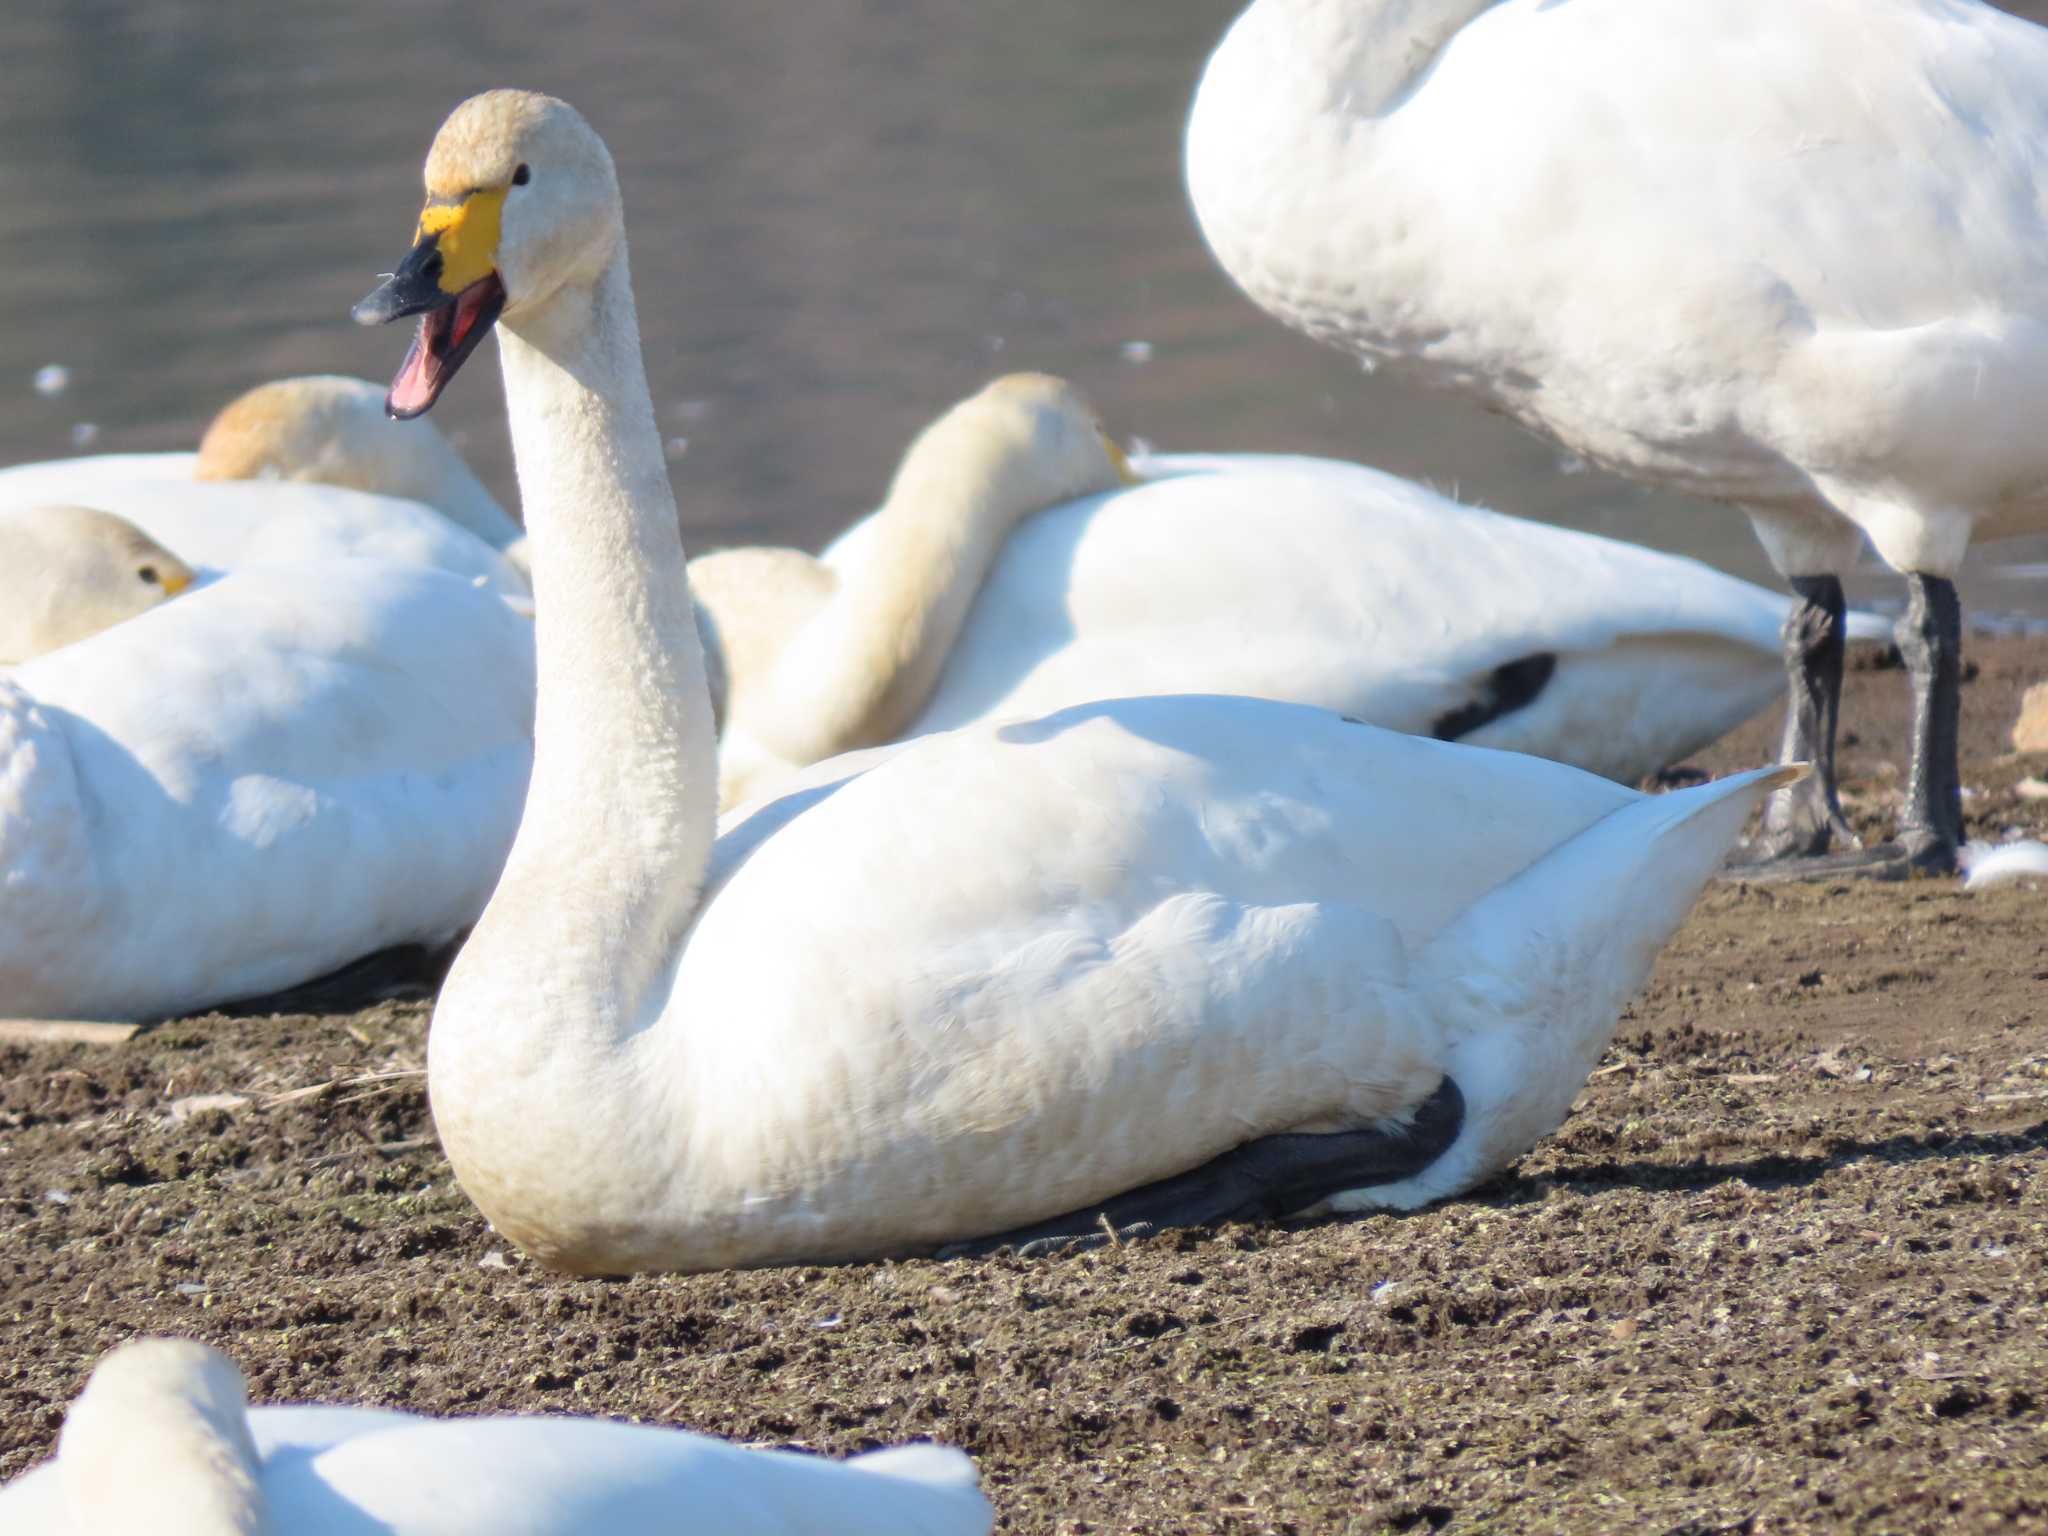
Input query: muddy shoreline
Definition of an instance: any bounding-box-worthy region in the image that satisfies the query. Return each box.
[4,636,2045,1532]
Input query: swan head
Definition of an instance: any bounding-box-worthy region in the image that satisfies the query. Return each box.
[198,374,466,497]
[353,90,621,417]
[889,372,1140,514]
[0,505,194,662]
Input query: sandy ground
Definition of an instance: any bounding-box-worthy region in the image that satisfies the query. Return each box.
[3,637,2045,1533]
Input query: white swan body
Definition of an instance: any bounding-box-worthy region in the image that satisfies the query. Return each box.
[715,441,1866,806]
[0,506,194,664]
[0,559,534,1021]
[0,1339,992,1536]
[0,376,529,585]
[1186,0,2048,867]
[1187,0,2048,573]
[356,91,1795,1275]
[0,478,525,596]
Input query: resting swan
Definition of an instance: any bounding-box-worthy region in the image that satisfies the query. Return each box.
[0,506,193,664]
[0,1339,992,1536]
[0,376,528,592]
[352,90,1798,1274]
[0,559,534,1021]
[705,376,1884,809]
[1185,0,2048,873]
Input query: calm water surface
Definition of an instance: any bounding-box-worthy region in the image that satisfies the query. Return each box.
[2,1,2045,618]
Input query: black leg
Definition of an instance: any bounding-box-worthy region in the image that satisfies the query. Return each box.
[1750,574,1856,859]
[1896,573,1964,872]
[939,1078,1465,1259]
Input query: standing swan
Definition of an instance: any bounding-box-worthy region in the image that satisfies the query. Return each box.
[354,90,1797,1274]
[0,1338,993,1535]
[1186,0,2048,874]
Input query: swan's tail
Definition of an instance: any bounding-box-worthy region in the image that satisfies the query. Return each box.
[1369,764,1805,1209]
[58,1339,270,1535]
[841,1443,994,1535]
[1427,763,1804,992]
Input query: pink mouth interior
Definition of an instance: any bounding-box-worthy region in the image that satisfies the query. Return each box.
[389,277,503,416]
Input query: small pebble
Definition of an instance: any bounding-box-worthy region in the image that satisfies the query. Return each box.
[665,437,690,461]
[70,422,99,448]
[44,1189,72,1205]
[478,1250,513,1270]
[33,364,70,398]
[1120,340,1154,364]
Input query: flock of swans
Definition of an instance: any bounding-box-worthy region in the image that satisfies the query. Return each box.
[9,0,2048,1528]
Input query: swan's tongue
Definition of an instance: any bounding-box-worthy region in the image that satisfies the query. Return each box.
[385,274,506,419]
[388,314,446,418]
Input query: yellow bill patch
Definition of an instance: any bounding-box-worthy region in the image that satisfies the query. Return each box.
[416,187,506,295]
[1100,430,1140,487]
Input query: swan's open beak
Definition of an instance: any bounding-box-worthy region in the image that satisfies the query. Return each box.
[353,188,508,420]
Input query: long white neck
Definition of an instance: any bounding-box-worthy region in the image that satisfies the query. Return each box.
[60,1343,269,1536]
[744,438,1046,764]
[428,243,718,1271]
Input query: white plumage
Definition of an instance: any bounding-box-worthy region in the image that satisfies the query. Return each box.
[1186,0,2048,869]
[0,1339,991,1536]
[0,560,534,1021]
[347,91,1795,1275]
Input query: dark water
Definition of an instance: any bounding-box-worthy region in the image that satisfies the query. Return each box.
[2,0,2044,620]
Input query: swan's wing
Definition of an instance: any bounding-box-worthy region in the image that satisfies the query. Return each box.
[913,456,1793,779]
[2,561,534,1019]
[260,1417,989,1536]
[680,697,1644,1249]
[0,479,526,595]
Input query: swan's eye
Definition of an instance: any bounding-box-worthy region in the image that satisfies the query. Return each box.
[512,164,531,186]
[137,565,159,586]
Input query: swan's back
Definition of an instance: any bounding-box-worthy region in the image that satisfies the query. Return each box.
[2,561,535,1019]
[0,451,196,501]
[646,698,1638,1262]
[0,479,528,594]
[0,1339,990,1536]
[906,455,1791,775]
[256,1417,988,1535]
[1191,0,2048,517]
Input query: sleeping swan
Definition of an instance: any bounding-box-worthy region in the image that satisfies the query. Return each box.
[0,559,534,1021]
[0,505,193,664]
[352,90,1798,1274]
[703,375,1881,810]
[0,377,528,593]
[0,1338,992,1536]
[1186,0,2048,873]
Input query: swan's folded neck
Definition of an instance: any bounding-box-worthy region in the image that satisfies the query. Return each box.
[747,435,1055,763]
[431,245,718,1268]
[1215,0,1498,117]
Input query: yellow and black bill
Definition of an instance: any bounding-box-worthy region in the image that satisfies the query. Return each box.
[352,190,508,420]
